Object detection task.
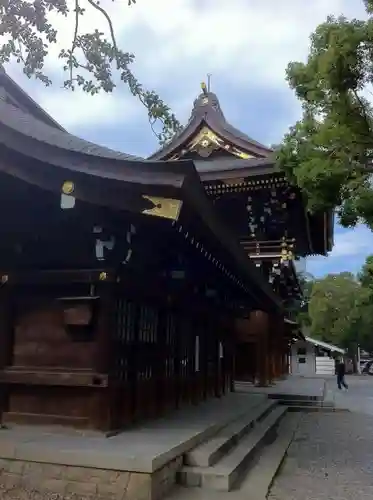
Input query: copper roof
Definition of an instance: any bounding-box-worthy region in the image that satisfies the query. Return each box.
[0,94,283,313]
[0,67,66,131]
[149,90,273,160]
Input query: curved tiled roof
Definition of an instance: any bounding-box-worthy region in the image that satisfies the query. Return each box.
[0,96,285,312]
[0,67,66,131]
[149,90,273,160]
[0,96,141,161]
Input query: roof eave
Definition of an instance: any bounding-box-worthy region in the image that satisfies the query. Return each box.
[0,125,282,313]
[0,69,66,132]
[305,336,345,354]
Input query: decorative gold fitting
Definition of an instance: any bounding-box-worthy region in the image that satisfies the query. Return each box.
[99,272,107,281]
[201,81,207,94]
[62,181,75,195]
[142,196,183,221]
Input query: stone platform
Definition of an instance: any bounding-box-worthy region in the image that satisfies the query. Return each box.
[235,376,328,402]
[0,393,267,500]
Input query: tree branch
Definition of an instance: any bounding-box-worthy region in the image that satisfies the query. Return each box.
[0,0,181,145]
[86,0,118,63]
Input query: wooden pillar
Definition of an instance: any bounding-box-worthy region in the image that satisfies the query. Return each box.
[155,306,167,415]
[0,286,12,423]
[214,327,221,398]
[227,329,236,393]
[268,340,275,384]
[174,311,181,409]
[281,337,288,377]
[271,337,278,380]
[0,289,12,369]
[273,330,283,380]
[256,334,269,386]
[251,310,270,387]
[267,315,278,385]
[92,281,115,431]
[94,282,115,374]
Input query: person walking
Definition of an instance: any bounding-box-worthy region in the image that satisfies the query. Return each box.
[336,358,348,390]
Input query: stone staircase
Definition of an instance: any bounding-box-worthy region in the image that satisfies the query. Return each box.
[177,400,288,492]
[176,391,344,494]
[269,394,345,413]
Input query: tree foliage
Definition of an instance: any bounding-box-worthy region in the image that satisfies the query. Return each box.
[277,1,373,229]
[295,271,314,327]
[308,273,360,346]
[0,0,182,144]
[302,258,373,354]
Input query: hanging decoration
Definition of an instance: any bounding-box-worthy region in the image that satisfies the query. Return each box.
[60,180,75,209]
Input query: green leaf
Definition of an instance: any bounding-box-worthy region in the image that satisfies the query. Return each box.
[0,0,181,145]
[277,4,373,228]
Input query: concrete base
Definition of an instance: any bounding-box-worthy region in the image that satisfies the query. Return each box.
[0,457,181,500]
[235,376,328,402]
[166,413,302,500]
[0,393,267,500]
[179,405,287,491]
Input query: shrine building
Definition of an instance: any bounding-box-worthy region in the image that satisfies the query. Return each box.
[0,71,291,431]
[0,71,333,432]
[0,71,336,500]
[150,82,333,387]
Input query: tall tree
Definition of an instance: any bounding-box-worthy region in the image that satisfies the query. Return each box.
[306,261,373,354]
[353,254,373,353]
[358,254,373,288]
[277,0,373,229]
[307,272,360,346]
[296,272,314,327]
[0,0,182,144]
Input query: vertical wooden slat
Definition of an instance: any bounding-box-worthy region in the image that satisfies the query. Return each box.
[94,282,115,374]
[174,311,181,409]
[155,306,166,415]
[0,287,12,423]
[0,289,12,369]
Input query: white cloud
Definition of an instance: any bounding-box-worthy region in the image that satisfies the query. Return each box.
[307,225,373,277]
[2,0,368,131]
[329,226,373,259]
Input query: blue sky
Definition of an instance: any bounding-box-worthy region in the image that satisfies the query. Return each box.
[4,0,371,279]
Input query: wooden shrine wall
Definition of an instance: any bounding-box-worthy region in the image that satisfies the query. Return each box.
[0,172,241,431]
[0,282,235,431]
[12,298,95,369]
[109,295,233,430]
[0,284,107,429]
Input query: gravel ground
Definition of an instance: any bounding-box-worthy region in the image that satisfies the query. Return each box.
[268,412,373,500]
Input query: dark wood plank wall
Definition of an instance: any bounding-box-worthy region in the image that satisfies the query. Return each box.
[0,281,109,428]
[0,168,270,431]
[108,294,233,430]
[0,284,234,431]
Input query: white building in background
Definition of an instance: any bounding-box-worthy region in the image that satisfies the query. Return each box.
[290,336,345,376]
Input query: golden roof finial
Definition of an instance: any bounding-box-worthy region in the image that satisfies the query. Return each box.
[201,81,207,95]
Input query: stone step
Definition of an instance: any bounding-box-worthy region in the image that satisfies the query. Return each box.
[269,394,323,402]
[287,405,350,413]
[185,400,277,467]
[278,400,334,407]
[237,412,302,496]
[178,405,287,491]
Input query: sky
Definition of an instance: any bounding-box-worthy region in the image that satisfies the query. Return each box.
[4,0,372,279]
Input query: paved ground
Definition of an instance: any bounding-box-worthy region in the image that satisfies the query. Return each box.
[268,411,373,500]
[269,375,373,500]
[0,392,266,473]
[326,375,373,416]
[169,376,373,500]
[235,376,326,400]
